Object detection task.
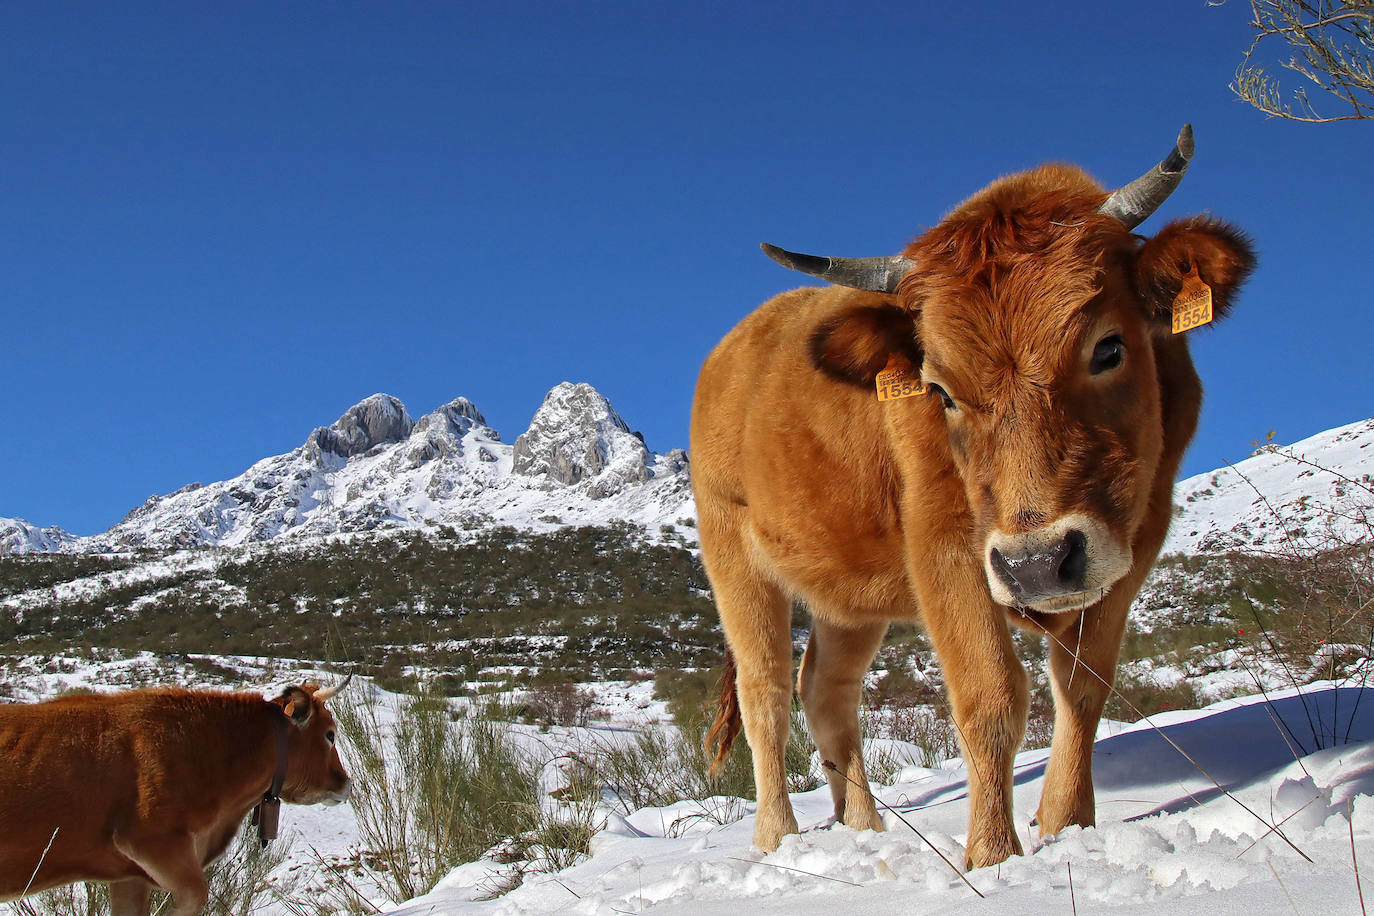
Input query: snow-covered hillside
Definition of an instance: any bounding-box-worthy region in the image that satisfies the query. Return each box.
[1166,418,1374,556]
[0,383,694,555]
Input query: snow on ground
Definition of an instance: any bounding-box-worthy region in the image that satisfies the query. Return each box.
[10,656,1374,913]
[393,684,1374,915]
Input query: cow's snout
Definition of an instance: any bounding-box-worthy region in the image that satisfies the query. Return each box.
[983,515,1131,613]
[989,529,1086,601]
[323,777,352,806]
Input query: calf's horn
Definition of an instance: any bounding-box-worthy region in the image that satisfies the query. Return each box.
[315,674,353,701]
[1097,124,1194,230]
[760,242,916,294]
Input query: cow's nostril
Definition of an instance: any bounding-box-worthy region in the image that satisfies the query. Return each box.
[1057,530,1087,589]
[988,547,1020,595]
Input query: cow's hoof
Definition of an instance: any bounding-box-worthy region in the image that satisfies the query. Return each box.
[753,810,800,852]
[964,828,1022,870]
[844,805,884,834]
[1034,804,1093,839]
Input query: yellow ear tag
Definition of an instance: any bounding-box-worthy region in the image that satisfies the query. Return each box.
[875,355,926,402]
[1171,265,1213,334]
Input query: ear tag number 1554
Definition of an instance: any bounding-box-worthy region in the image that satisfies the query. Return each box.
[876,356,926,402]
[1172,265,1213,334]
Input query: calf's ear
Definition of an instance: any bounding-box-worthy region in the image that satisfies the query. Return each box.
[1135,216,1256,327]
[809,303,921,386]
[273,686,315,727]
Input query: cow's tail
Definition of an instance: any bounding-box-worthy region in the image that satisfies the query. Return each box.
[704,649,742,777]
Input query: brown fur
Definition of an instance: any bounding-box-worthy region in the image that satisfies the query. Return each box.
[693,163,1254,867]
[0,683,350,916]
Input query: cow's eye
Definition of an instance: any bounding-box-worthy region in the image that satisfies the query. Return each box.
[326,730,335,745]
[927,383,957,411]
[1090,335,1125,374]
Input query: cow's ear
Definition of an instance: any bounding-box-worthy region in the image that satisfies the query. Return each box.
[808,303,921,386]
[1135,217,1256,327]
[274,686,315,727]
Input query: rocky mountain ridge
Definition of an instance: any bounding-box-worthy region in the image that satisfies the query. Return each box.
[6,405,1372,559]
[0,383,693,555]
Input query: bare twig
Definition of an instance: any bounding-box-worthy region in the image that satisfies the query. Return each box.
[19,828,59,900]
[1235,648,1315,776]
[306,843,384,914]
[1354,796,1368,916]
[1228,0,1374,122]
[1268,858,1302,914]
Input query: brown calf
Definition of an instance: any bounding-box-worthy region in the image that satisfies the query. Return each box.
[693,127,1254,868]
[0,680,351,915]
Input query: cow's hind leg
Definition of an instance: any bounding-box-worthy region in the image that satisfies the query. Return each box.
[109,878,153,916]
[705,544,797,851]
[798,618,887,834]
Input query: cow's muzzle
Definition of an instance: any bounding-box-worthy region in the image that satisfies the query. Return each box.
[323,778,352,806]
[990,529,1086,600]
[984,515,1131,613]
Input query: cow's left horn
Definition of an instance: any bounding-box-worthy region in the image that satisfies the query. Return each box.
[761,243,916,294]
[315,674,352,701]
[1097,124,1194,230]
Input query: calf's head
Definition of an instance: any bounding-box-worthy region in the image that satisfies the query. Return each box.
[272,678,352,805]
[785,128,1254,612]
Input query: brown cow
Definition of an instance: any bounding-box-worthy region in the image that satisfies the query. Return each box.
[693,126,1254,868]
[0,679,352,916]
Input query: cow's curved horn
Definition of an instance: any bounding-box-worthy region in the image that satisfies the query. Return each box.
[1098,124,1194,230]
[315,674,352,701]
[761,243,916,294]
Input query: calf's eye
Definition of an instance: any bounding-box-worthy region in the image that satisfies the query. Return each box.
[1090,335,1125,374]
[926,383,956,411]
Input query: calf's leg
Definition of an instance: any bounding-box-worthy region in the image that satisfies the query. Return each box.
[701,521,798,852]
[914,552,1028,870]
[798,618,887,833]
[1035,589,1131,837]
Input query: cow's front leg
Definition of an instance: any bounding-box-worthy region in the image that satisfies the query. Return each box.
[1035,588,1131,837]
[114,832,209,916]
[915,558,1028,870]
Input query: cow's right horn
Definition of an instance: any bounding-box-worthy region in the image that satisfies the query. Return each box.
[315,674,353,701]
[1097,124,1194,230]
[761,243,916,294]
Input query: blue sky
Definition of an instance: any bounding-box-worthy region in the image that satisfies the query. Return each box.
[3,1,1371,536]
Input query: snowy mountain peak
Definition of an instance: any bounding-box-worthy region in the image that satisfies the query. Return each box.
[4,384,695,554]
[512,383,652,497]
[0,517,79,555]
[308,394,414,460]
[402,398,504,469]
